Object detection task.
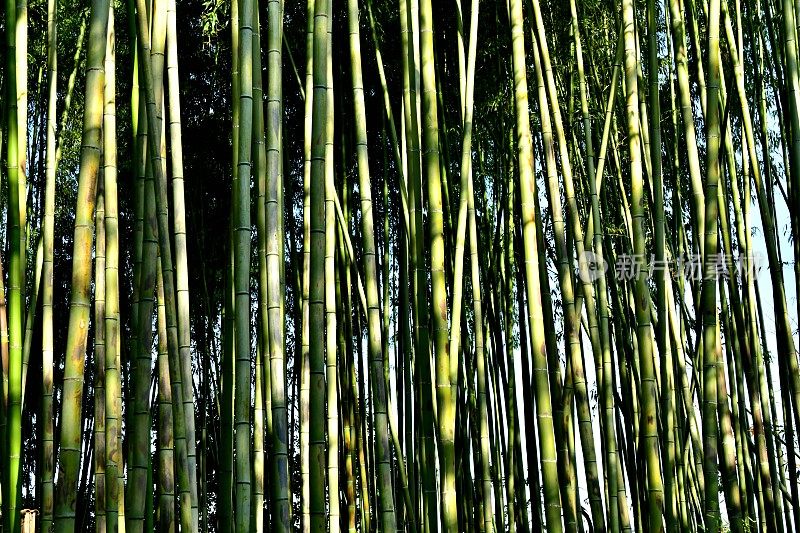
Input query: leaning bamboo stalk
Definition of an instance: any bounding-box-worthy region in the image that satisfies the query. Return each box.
[723,4,800,528]
[363,0,410,232]
[127,0,164,528]
[663,5,688,530]
[749,21,782,528]
[125,9,151,527]
[20,237,43,406]
[528,21,604,532]
[529,9,611,526]
[716,75,749,533]
[779,0,800,524]
[346,0,399,529]
[526,0,604,368]
[718,55,758,527]
[398,0,436,524]
[131,0,197,528]
[528,188,558,531]
[668,0,705,259]
[507,0,562,529]
[588,24,626,533]
[55,12,89,168]
[503,179,519,533]
[165,0,200,523]
[448,0,479,442]
[453,0,491,529]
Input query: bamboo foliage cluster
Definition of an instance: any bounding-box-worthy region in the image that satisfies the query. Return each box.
[3,0,800,531]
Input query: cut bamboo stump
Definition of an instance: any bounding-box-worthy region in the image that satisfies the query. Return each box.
[21,509,37,532]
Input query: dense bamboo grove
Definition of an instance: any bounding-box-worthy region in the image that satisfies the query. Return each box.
[2,0,800,531]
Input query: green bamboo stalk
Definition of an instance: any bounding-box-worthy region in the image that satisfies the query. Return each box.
[263,0,290,527]
[780,0,800,518]
[502,179,518,533]
[95,182,107,533]
[363,0,410,232]
[448,0,480,468]
[103,8,124,530]
[20,237,43,407]
[470,161,492,533]
[40,0,58,524]
[668,0,706,259]
[301,0,314,526]
[165,0,200,524]
[346,0,398,529]
[14,0,27,296]
[398,0,436,525]
[324,1,339,527]
[338,241,357,533]
[125,2,153,525]
[254,342,266,533]
[647,0,675,530]
[589,24,626,533]
[252,3,268,530]
[156,263,176,533]
[233,0,254,527]
[130,21,158,520]
[132,0,197,527]
[749,20,781,527]
[528,20,604,533]
[54,11,88,167]
[702,0,722,529]
[3,0,25,526]
[620,0,664,529]
[454,0,491,529]
[309,0,329,530]
[222,0,239,528]
[221,242,235,532]
[508,0,562,529]
[53,0,111,528]
[418,0,457,527]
